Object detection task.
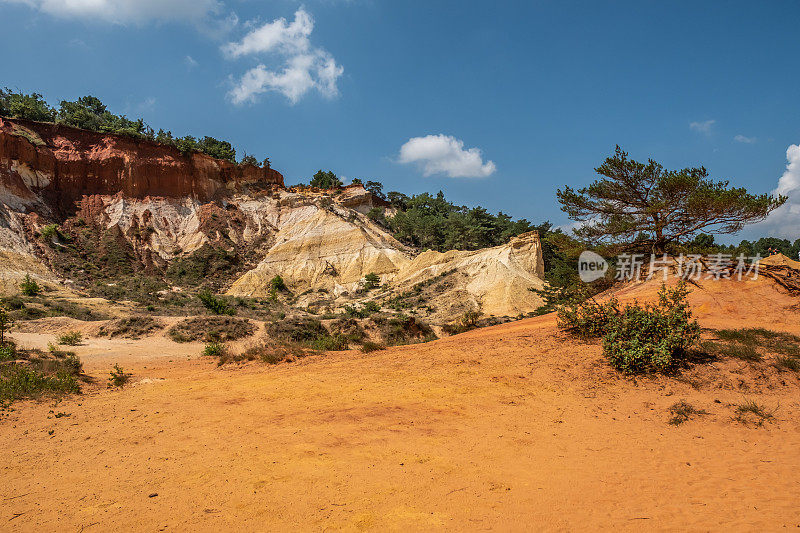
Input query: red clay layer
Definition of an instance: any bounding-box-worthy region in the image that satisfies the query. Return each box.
[0,116,284,211]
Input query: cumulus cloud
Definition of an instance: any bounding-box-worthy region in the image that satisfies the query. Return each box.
[2,0,223,24]
[222,8,312,58]
[224,8,343,105]
[754,144,800,238]
[398,134,496,178]
[734,134,756,144]
[689,119,715,135]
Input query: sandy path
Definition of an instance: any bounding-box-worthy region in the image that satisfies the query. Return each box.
[10,331,204,369]
[2,305,800,531]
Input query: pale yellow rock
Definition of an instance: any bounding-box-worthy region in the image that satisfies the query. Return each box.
[228,199,413,296]
[385,231,545,319]
[0,180,546,319]
[0,250,57,293]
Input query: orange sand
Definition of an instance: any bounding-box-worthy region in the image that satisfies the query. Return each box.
[2,277,799,531]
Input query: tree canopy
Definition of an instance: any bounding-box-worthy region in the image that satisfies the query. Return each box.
[364,180,386,200]
[684,233,800,259]
[381,189,537,251]
[557,146,786,253]
[0,89,55,122]
[58,96,151,139]
[239,154,259,166]
[0,88,268,165]
[310,170,343,189]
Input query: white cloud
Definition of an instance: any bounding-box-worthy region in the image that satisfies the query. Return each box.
[398,134,496,178]
[222,8,312,58]
[775,145,800,197]
[224,8,343,104]
[754,144,800,238]
[2,0,223,24]
[689,119,715,135]
[734,134,756,144]
[136,97,156,114]
[185,55,199,69]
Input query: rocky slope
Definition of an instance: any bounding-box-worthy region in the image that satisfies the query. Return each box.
[0,116,545,321]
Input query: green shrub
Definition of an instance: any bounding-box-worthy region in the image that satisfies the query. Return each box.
[442,309,483,335]
[240,154,259,166]
[230,342,313,366]
[361,341,385,353]
[203,342,226,358]
[734,400,774,426]
[267,318,328,343]
[269,275,287,293]
[328,318,366,343]
[363,272,380,291]
[699,340,761,362]
[198,290,235,316]
[61,353,83,375]
[343,305,364,318]
[668,400,706,426]
[460,310,481,329]
[343,301,381,318]
[366,208,388,226]
[108,364,130,388]
[0,365,79,406]
[167,317,255,343]
[0,343,16,362]
[602,283,699,374]
[57,331,83,346]
[0,305,12,346]
[308,334,350,351]
[557,296,619,339]
[48,342,68,357]
[363,301,381,313]
[382,315,436,346]
[557,282,700,373]
[714,328,800,357]
[39,224,61,242]
[266,318,350,351]
[165,245,239,288]
[37,348,82,375]
[19,274,41,296]
[98,316,162,338]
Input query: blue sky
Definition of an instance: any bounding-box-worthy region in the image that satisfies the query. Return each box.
[2,0,799,242]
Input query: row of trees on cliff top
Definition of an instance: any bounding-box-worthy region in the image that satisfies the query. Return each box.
[0,88,272,166]
[301,171,544,252]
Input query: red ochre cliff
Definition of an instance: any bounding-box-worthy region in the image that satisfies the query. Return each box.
[0,116,284,212]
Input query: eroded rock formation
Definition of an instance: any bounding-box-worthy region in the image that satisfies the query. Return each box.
[0,116,545,320]
[0,116,283,213]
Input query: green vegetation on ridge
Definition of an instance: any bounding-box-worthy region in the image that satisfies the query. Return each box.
[0,89,263,164]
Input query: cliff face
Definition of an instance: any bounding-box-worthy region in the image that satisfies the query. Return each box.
[0,116,283,213]
[0,118,545,321]
[228,227,546,320]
